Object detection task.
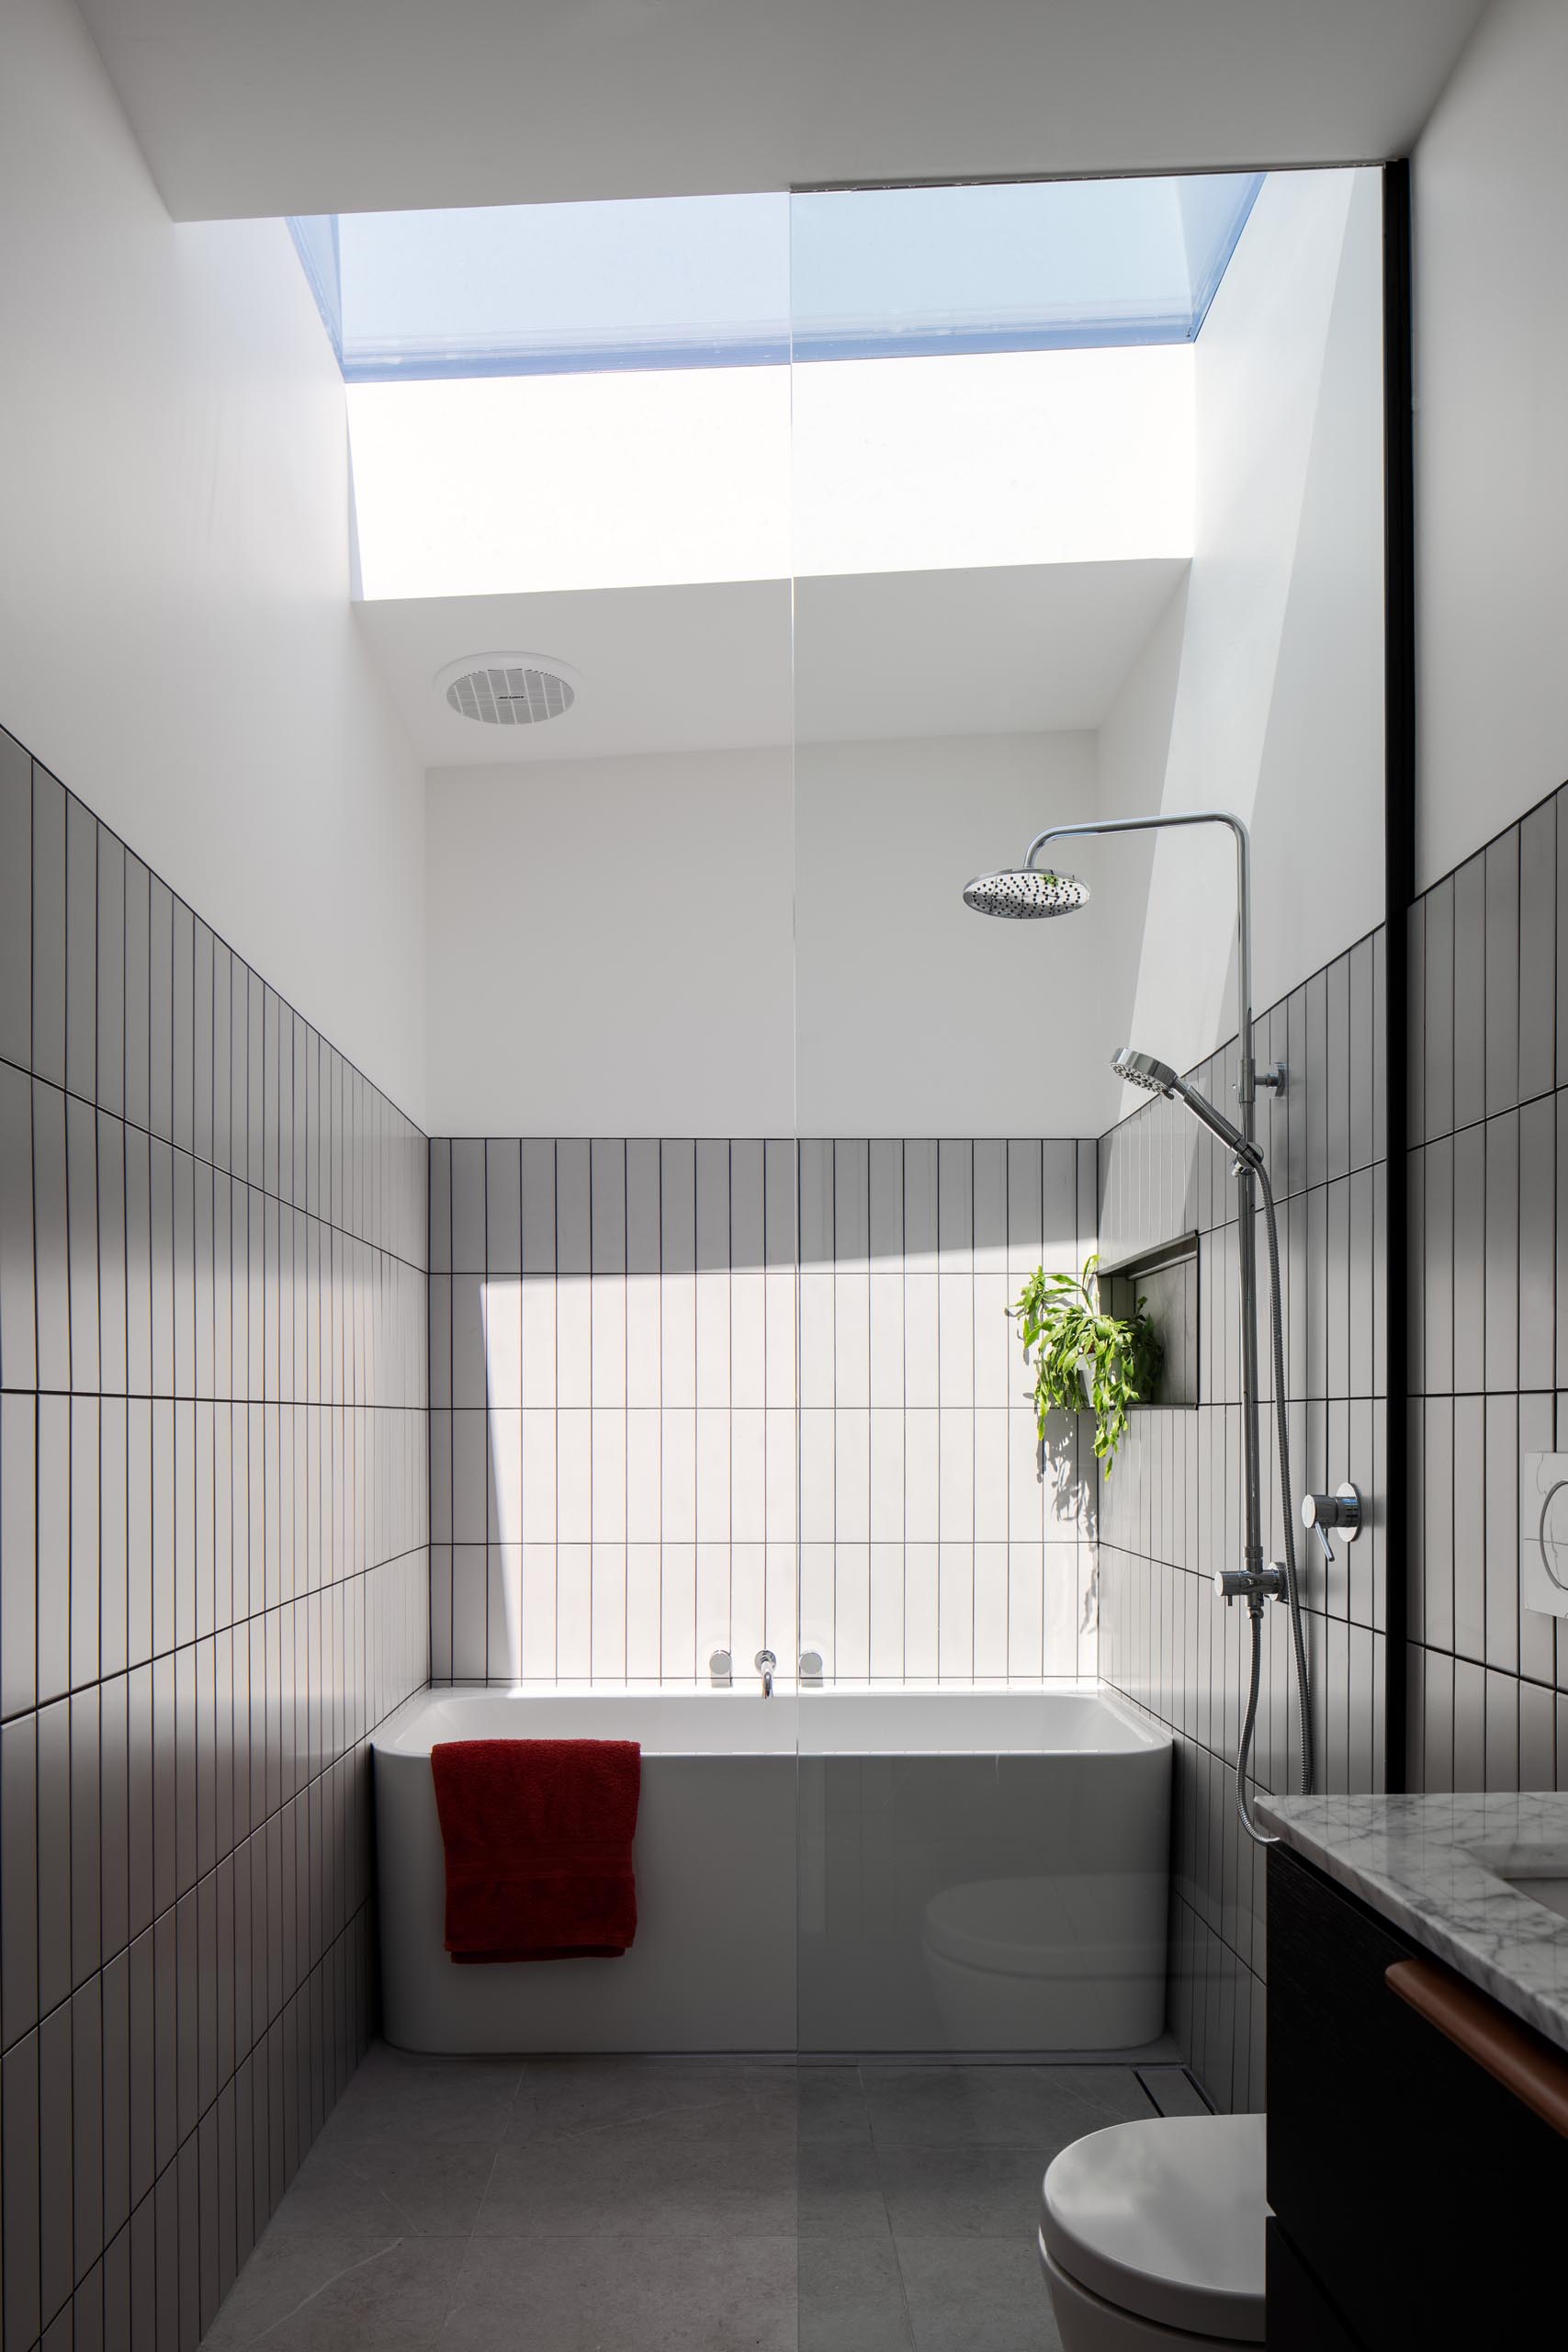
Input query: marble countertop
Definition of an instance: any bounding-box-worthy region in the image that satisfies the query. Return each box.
[1257,1791,1568,2055]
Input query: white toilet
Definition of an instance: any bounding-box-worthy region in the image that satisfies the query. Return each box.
[1038,2114,1267,2350]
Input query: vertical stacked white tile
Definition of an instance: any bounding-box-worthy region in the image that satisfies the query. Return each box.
[519,1137,558,1677]
[431,1136,801,1683]
[973,1140,1011,1675]
[800,1136,1098,1684]
[652,1141,693,1675]
[902,1142,939,1675]
[587,1140,626,1681]
[551,1139,590,1677]
[1052,1140,1104,1676]
[762,1141,800,1666]
[625,1139,660,1675]
[838,1143,874,1675]
[481,1138,522,1681]
[796,1139,834,1676]
[867,1141,908,1675]
[431,1135,1092,1685]
[935,1140,975,1675]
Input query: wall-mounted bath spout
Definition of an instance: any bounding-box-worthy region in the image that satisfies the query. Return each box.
[755,1649,776,1698]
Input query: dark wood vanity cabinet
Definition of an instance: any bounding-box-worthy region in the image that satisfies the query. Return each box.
[1267,1844,1568,2349]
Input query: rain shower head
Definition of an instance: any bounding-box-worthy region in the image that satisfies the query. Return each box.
[961,868,1089,920]
[1113,1045,1262,1169]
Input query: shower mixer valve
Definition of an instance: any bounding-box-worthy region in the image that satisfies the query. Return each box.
[1301,1484,1361,1563]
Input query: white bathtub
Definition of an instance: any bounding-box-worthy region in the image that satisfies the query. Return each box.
[372,1683,1171,2054]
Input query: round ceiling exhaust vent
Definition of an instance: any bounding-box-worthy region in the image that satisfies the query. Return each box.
[435,653,579,728]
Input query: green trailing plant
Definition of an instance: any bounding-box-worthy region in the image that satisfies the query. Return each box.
[1010,1253,1163,1477]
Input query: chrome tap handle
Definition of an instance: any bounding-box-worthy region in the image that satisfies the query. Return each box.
[1302,1484,1362,1562]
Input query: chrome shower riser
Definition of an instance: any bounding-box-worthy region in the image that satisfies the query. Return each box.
[963,805,1313,1846]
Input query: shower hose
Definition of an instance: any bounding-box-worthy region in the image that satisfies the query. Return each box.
[1235,1159,1314,1846]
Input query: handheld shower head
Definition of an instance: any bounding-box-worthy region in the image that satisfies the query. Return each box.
[962,869,1089,920]
[1111,1047,1179,1097]
[1113,1044,1262,1170]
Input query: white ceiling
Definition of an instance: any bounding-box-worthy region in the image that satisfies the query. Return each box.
[79,0,1487,221]
[356,582,792,763]
[353,559,1187,764]
[794,561,1187,743]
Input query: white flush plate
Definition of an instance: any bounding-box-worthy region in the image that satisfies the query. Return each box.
[1521,1453,1568,1619]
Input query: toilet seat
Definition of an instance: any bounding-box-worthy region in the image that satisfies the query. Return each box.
[1040,2115,1267,2344]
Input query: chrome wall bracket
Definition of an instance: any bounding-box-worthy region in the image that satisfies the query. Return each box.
[1214,1562,1288,1607]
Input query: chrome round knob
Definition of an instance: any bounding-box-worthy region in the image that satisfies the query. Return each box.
[1301,1484,1361,1538]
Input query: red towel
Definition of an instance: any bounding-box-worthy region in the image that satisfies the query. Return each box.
[430,1738,641,1962]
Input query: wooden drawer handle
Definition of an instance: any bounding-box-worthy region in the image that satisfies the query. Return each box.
[1386,1958,1568,2139]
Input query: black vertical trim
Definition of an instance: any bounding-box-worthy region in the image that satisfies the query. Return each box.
[1382,161,1416,1793]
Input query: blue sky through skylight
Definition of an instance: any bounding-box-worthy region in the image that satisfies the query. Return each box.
[291,175,1261,382]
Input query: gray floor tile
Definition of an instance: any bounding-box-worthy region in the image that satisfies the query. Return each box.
[864,2065,1151,2153]
[966,2067,1155,2147]
[512,2057,817,2146]
[475,2130,800,2237]
[863,2071,987,2148]
[197,2049,1119,2348]
[327,2046,524,2149]
[876,2144,1048,2240]
[265,2137,500,2238]
[797,2143,891,2240]
[201,2232,464,2350]
[800,2239,914,2352]
[795,2067,874,2145]
[439,2233,797,2351]
[897,2235,1062,2352]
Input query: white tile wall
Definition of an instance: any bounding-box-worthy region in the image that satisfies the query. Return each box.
[0,728,429,2351]
[429,1136,1100,1684]
[1097,931,1390,2112]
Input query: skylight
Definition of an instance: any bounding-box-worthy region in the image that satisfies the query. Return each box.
[290,175,1260,382]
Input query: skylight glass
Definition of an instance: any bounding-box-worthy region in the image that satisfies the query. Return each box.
[290,175,1261,382]
[790,175,1261,359]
